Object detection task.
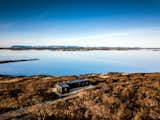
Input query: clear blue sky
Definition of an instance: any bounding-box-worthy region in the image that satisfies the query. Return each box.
[0,0,160,47]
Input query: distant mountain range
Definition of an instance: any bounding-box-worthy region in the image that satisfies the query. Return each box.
[11,45,83,49]
[0,45,159,51]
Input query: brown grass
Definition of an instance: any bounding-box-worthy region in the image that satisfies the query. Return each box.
[0,73,159,120]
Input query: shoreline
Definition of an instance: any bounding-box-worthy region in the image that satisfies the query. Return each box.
[0,59,39,64]
[0,47,160,51]
[0,72,159,77]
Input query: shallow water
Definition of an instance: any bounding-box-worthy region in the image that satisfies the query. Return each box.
[0,50,160,76]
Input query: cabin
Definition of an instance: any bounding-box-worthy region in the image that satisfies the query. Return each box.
[56,83,70,94]
[67,78,90,89]
[55,79,90,94]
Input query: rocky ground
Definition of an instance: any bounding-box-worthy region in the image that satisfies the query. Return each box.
[0,73,159,120]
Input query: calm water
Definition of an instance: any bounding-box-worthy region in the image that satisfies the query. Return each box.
[0,50,160,76]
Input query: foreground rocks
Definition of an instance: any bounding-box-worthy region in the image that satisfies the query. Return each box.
[0,73,159,120]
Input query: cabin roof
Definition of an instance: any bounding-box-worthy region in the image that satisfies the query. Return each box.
[67,78,89,84]
[58,83,69,88]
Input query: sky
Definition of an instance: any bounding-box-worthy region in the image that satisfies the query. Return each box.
[0,0,160,47]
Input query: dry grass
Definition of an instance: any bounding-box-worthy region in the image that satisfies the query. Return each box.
[0,73,159,120]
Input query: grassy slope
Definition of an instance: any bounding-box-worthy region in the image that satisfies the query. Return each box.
[0,73,159,120]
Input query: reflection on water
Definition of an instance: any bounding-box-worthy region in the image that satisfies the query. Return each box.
[0,50,160,76]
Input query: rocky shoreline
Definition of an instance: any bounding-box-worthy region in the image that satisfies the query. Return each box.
[0,72,159,120]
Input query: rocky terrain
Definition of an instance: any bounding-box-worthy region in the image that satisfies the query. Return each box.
[0,73,159,120]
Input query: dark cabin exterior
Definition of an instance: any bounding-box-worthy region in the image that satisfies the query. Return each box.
[56,79,90,94]
[56,83,69,94]
[67,78,90,89]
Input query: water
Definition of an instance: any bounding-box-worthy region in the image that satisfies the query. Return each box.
[0,50,160,76]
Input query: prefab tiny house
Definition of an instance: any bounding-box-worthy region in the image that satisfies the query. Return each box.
[56,83,70,94]
[55,79,90,94]
[67,78,90,89]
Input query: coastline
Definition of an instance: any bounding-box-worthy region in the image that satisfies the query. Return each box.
[0,59,39,64]
[0,47,160,51]
[0,72,159,119]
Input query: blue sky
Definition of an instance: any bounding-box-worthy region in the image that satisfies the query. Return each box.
[0,0,160,47]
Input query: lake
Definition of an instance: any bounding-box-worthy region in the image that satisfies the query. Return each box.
[0,50,160,76]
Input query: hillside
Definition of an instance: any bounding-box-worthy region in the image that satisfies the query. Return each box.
[0,73,159,120]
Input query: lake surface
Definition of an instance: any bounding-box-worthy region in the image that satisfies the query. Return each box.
[0,50,160,76]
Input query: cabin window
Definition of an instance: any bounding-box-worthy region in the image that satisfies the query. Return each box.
[64,88,68,93]
[82,82,85,86]
[86,82,89,85]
